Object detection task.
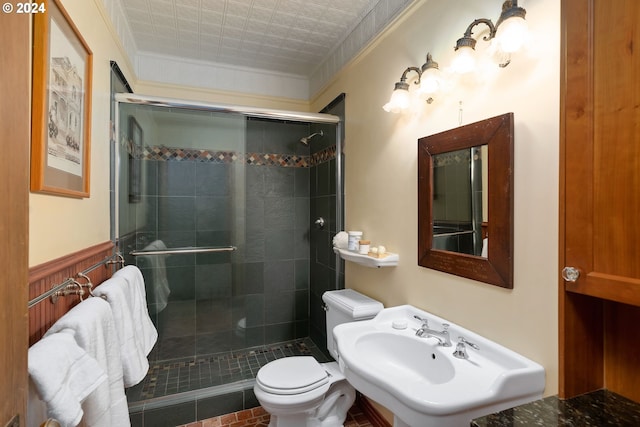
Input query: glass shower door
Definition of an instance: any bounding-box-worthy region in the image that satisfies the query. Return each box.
[116,103,248,363]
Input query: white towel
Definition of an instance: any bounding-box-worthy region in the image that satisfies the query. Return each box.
[92,275,150,387]
[112,265,158,355]
[140,240,170,314]
[45,298,130,427]
[481,238,488,258]
[28,332,107,427]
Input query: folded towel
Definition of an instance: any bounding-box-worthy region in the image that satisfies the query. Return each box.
[140,240,170,314]
[112,265,158,356]
[28,332,107,426]
[92,276,148,387]
[45,298,130,427]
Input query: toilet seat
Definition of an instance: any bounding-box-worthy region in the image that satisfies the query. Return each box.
[256,356,329,395]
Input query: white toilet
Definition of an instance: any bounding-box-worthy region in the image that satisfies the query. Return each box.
[254,289,383,427]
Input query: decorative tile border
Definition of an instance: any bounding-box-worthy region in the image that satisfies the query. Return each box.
[142,145,336,168]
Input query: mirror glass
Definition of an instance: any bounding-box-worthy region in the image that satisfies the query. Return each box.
[431,145,488,257]
[418,113,514,288]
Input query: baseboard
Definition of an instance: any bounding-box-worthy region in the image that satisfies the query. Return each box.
[357,394,392,427]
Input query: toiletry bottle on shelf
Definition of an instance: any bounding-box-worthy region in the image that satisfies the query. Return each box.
[348,231,363,251]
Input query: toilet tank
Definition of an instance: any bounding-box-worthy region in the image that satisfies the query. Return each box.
[322,289,383,360]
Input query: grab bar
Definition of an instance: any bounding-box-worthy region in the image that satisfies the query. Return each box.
[129,246,237,256]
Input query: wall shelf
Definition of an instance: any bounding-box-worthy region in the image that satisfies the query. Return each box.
[334,248,398,268]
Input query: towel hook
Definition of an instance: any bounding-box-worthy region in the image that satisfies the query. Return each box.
[51,279,85,304]
[76,272,96,297]
[105,253,125,269]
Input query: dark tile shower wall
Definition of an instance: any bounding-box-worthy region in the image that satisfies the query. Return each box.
[137,158,236,361]
[243,118,312,346]
[134,117,314,363]
[309,143,339,354]
[309,96,345,356]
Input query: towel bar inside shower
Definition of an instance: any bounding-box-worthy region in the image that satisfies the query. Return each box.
[129,246,237,256]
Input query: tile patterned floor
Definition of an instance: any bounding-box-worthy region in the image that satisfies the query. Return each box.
[178,400,375,427]
[127,338,328,403]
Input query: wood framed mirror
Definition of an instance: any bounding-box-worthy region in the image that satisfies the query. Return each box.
[418,113,514,288]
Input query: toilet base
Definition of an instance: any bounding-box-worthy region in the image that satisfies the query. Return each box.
[256,362,355,427]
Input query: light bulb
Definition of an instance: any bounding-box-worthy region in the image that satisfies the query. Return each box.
[419,68,440,95]
[495,16,528,53]
[451,45,476,74]
[382,87,410,113]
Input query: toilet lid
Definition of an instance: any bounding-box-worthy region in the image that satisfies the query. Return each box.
[256,356,329,395]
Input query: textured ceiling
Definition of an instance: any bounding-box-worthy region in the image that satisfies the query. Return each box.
[120,0,387,76]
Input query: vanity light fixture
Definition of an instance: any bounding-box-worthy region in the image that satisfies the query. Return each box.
[452,0,528,71]
[382,53,438,114]
[417,53,442,97]
[382,66,420,114]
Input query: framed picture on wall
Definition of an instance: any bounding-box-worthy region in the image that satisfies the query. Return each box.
[31,0,93,198]
[128,116,143,203]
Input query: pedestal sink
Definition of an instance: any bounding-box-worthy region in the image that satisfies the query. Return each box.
[333,305,545,427]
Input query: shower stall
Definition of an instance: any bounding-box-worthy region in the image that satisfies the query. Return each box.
[112,94,345,424]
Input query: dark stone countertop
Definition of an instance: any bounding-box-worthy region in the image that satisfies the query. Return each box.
[471,390,640,426]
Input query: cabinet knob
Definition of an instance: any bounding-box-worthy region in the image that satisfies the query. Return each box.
[562,267,580,282]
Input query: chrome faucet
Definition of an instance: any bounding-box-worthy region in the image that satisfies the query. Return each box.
[414,316,452,347]
[453,336,480,359]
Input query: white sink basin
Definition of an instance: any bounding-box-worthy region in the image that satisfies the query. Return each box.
[333,305,545,427]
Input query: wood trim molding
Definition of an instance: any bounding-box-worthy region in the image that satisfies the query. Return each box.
[28,241,115,345]
[29,241,114,283]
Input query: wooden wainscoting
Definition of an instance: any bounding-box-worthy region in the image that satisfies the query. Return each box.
[28,241,115,345]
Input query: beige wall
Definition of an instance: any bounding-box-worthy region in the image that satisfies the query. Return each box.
[28,0,134,266]
[311,0,560,396]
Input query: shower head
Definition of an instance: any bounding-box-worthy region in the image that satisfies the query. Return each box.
[300,130,324,145]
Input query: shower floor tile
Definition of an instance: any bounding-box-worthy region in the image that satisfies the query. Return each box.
[127,338,328,403]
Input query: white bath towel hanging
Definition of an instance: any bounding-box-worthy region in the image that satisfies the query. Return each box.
[140,240,170,314]
[45,297,130,427]
[92,275,150,387]
[28,332,107,427]
[112,265,158,355]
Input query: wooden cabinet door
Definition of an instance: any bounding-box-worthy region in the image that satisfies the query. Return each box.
[0,11,29,426]
[560,0,640,400]
[561,0,640,306]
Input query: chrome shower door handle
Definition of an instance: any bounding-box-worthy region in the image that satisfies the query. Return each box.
[562,266,580,282]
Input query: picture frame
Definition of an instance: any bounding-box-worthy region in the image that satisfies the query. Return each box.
[128,116,143,203]
[31,0,93,198]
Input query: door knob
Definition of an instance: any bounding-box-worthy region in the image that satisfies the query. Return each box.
[314,217,325,229]
[562,267,580,282]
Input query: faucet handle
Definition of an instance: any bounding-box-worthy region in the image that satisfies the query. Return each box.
[458,336,479,350]
[453,336,479,359]
[413,315,429,327]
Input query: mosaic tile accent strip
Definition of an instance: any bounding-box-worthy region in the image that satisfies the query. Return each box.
[127,339,324,402]
[432,148,472,167]
[311,145,337,166]
[141,145,336,167]
[245,152,310,167]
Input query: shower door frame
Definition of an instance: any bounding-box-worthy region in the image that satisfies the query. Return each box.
[113,93,344,290]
